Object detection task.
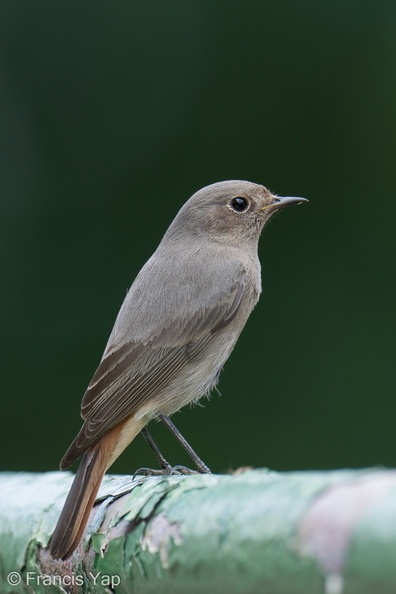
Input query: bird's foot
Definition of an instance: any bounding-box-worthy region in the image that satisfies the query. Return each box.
[170,465,199,475]
[133,467,170,478]
[133,464,204,478]
[194,461,212,474]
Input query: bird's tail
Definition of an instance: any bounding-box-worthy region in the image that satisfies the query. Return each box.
[50,414,144,559]
[49,441,107,560]
[49,414,146,559]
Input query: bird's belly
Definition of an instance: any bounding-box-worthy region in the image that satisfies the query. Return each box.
[141,327,243,417]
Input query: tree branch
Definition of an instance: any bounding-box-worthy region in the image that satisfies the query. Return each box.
[1,468,396,593]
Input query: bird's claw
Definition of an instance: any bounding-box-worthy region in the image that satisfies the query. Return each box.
[170,465,199,475]
[132,464,201,478]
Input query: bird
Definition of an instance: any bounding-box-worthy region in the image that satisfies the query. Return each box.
[49,180,307,559]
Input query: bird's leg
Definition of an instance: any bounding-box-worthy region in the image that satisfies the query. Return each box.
[134,427,198,477]
[134,422,211,477]
[141,427,173,472]
[159,414,212,474]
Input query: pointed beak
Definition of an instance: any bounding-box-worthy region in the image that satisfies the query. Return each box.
[261,195,309,212]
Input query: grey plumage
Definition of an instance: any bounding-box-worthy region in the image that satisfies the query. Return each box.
[51,180,307,559]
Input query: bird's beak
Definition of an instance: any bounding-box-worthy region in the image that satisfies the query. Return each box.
[261,195,309,211]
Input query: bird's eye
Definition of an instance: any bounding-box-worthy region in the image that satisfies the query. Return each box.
[230,197,249,212]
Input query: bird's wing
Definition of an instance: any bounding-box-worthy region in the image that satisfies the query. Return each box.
[60,279,246,468]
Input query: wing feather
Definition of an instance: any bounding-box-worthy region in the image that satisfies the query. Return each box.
[60,275,247,469]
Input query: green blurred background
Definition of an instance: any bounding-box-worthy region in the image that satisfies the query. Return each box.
[2,0,396,475]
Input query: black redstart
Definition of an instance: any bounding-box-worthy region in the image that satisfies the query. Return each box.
[50,180,307,559]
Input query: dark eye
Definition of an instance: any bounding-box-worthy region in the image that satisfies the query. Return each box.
[230,197,249,212]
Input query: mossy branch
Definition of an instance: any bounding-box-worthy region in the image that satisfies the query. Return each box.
[1,468,396,593]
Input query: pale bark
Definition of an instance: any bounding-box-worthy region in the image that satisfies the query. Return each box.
[1,468,396,593]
